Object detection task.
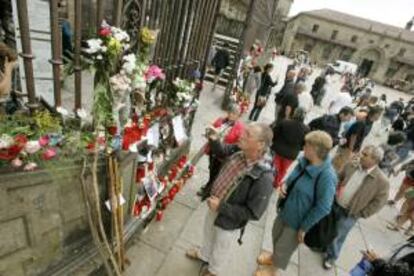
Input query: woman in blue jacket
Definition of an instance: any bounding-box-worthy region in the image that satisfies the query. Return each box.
[255,131,338,276]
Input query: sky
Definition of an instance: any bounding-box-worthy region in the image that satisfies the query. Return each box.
[289,0,413,28]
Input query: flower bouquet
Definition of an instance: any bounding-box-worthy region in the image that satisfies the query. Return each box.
[172,78,195,108]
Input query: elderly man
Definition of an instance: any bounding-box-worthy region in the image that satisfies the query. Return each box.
[323,145,390,269]
[186,123,274,276]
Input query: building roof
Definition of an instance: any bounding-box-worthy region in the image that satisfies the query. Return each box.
[296,9,414,44]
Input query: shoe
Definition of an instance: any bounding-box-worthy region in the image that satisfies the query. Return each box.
[185,247,204,262]
[200,269,216,276]
[257,251,273,266]
[386,223,400,232]
[254,267,277,276]
[323,258,334,270]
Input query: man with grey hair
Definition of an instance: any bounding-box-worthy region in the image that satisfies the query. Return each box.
[186,122,274,276]
[323,145,390,269]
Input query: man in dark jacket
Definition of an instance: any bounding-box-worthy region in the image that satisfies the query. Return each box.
[274,70,295,122]
[186,123,274,276]
[309,107,354,146]
[332,106,383,174]
[276,81,306,124]
[211,43,230,88]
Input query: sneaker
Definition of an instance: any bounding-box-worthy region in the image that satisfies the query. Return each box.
[323,258,335,270]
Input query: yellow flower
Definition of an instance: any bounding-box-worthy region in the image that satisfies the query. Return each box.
[140,27,156,45]
[108,37,122,55]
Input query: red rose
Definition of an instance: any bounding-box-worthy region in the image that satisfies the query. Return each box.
[14,134,28,147]
[107,126,117,136]
[99,27,111,37]
[86,142,95,153]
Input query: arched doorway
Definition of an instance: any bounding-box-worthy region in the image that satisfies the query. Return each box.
[355,48,383,77]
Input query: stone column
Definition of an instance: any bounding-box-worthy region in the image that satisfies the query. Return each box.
[371,58,391,83]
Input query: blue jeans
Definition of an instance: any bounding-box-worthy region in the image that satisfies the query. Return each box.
[326,205,358,261]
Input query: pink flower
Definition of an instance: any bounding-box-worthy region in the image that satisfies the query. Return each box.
[24,162,37,171]
[42,148,57,160]
[11,158,23,167]
[24,141,41,154]
[39,136,49,147]
[144,65,165,82]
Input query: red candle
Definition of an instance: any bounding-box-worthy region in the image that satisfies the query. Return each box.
[156,210,164,221]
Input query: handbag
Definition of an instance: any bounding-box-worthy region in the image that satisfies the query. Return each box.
[304,176,338,249]
[256,96,267,107]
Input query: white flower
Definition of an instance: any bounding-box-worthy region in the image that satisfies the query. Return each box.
[111,27,130,42]
[85,39,103,54]
[24,162,38,171]
[101,46,107,53]
[76,108,93,126]
[110,73,132,92]
[0,134,13,149]
[24,141,41,154]
[96,55,103,60]
[76,108,89,119]
[122,54,137,74]
[56,106,73,120]
[173,78,181,86]
[132,75,146,90]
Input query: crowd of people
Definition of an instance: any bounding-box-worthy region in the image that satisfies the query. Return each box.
[186,44,414,276]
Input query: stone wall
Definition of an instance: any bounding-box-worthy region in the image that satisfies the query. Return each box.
[0,161,103,276]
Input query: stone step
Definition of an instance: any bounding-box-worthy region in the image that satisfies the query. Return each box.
[204,73,228,87]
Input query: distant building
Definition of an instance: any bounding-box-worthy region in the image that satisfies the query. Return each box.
[281,9,414,88]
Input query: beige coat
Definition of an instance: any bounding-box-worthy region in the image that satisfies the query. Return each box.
[339,163,389,218]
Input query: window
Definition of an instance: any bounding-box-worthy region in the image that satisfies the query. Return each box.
[351,35,358,43]
[322,46,332,59]
[398,48,406,56]
[312,24,319,33]
[304,43,313,52]
[331,30,338,40]
[384,44,390,49]
[369,39,374,44]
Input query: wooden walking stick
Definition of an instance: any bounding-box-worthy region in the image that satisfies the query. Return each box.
[114,158,126,271]
[108,156,122,268]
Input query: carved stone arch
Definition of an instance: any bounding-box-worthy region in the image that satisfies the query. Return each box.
[351,46,386,77]
[351,46,385,64]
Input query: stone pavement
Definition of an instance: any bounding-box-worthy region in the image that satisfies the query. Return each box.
[124,63,410,276]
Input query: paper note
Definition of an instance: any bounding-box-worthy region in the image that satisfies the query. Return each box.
[172,115,188,144]
[147,123,160,147]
